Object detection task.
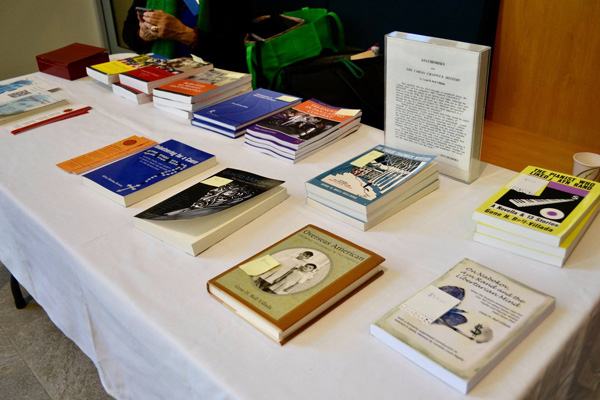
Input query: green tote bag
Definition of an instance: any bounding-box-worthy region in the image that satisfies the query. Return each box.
[245,7,345,90]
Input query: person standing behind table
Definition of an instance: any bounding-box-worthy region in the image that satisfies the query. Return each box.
[122,0,252,72]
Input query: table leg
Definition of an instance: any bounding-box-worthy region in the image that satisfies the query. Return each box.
[10,274,28,309]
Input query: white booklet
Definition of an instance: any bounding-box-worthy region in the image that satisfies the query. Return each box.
[384,32,491,183]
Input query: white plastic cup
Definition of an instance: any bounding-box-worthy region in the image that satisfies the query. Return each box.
[573,152,600,181]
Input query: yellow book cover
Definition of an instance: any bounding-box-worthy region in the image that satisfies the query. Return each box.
[472,166,600,246]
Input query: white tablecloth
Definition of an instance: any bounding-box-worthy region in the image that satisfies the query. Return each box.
[1,73,599,400]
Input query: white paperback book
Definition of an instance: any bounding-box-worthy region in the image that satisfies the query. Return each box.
[371,258,555,393]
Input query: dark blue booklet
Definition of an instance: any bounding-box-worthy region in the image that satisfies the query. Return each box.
[191,88,301,137]
[82,139,217,206]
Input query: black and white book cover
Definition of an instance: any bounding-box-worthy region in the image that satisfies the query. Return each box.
[135,168,284,221]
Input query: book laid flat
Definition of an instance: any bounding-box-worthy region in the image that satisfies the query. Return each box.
[152,68,252,103]
[0,85,68,126]
[472,166,600,247]
[244,99,362,162]
[473,200,600,267]
[0,75,58,94]
[119,58,213,94]
[191,88,301,138]
[86,54,166,85]
[306,145,438,228]
[134,168,287,255]
[82,139,216,206]
[57,135,157,174]
[112,82,153,105]
[207,224,385,344]
[371,258,555,393]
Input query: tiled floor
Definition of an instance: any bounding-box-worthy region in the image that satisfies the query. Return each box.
[0,262,113,400]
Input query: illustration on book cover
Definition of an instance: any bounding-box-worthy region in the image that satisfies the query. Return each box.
[489,174,587,227]
[319,145,434,201]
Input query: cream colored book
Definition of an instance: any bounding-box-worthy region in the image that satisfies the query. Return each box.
[371,258,555,393]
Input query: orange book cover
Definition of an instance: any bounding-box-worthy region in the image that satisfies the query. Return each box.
[57,136,157,174]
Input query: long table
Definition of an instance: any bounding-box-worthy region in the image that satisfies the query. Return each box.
[1,72,599,400]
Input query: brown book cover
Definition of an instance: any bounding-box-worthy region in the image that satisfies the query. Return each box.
[36,43,109,80]
[207,224,385,344]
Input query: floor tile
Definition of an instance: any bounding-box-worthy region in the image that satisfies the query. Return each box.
[0,261,113,400]
[0,367,52,400]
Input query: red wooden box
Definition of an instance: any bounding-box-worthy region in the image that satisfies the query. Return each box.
[36,43,109,80]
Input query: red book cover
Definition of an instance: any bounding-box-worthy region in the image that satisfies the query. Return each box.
[124,66,176,83]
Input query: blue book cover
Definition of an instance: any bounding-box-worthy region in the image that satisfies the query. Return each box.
[83,139,215,200]
[307,145,436,207]
[192,88,301,131]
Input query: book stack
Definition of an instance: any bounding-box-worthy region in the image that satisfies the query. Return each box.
[244,99,362,163]
[191,88,301,138]
[472,166,600,267]
[86,54,166,86]
[306,145,439,230]
[112,82,152,105]
[152,68,252,119]
[119,57,213,95]
[134,168,287,255]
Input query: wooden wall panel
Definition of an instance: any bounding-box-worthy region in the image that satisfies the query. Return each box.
[486,0,600,150]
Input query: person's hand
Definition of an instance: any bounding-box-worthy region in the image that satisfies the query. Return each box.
[140,10,195,45]
[138,17,156,42]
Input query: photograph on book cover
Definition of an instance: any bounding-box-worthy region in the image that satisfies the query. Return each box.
[253,248,331,295]
[213,227,374,321]
[135,169,284,221]
[383,32,490,183]
[255,107,339,141]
